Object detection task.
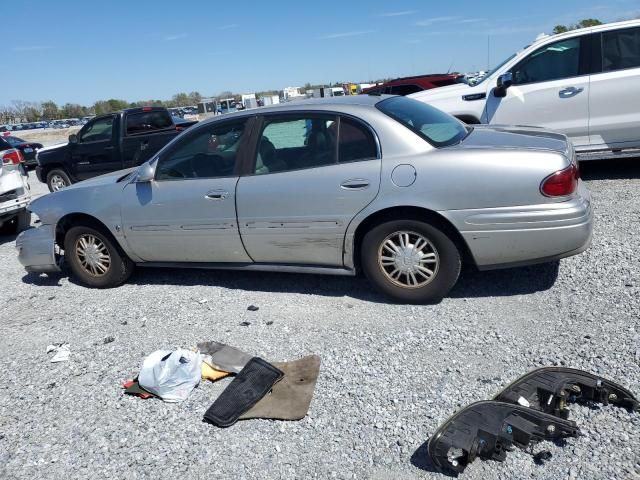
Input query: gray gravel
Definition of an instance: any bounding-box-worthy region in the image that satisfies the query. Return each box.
[1,160,639,480]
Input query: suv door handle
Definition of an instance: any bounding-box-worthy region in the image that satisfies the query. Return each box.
[340,179,370,190]
[559,87,584,98]
[205,190,229,200]
[104,146,114,151]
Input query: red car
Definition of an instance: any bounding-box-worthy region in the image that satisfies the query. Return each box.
[362,73,463,96]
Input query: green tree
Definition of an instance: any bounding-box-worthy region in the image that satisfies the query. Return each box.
[41,100,59,120]
[61,103,85,119]
[552,18,603,34]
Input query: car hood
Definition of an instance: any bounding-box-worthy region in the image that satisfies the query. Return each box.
[450,125,572,157]
[37,142,68,154]
[65,167,137,190]
[409,82,480,102]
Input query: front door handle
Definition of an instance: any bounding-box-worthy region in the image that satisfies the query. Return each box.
[140,141,149,151]
[205,190,229,200]
[340,179,370,190]
[559,87,584,98]
[104,146,114,151]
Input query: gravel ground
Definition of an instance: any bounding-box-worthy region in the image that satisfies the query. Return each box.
[0,160,638,480]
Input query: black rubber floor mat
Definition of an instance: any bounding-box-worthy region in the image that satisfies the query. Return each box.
[203,357,283,427]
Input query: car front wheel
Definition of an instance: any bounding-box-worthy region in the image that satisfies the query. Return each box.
[63,225,134,288]
[361,220,461,303]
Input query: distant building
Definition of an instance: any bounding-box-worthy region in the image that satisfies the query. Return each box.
[283,87,304,100]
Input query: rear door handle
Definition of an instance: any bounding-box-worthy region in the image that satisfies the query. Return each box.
[205,190,229,200]
[559,87,584,98]
[340,179,370,190]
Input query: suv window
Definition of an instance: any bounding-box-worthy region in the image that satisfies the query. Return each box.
[253,115,337,175]
[390,84,423,96]
[512,38,581,85]
[79,116,114,143]
[338,117,378,163]
[126,110,173,135]
[156,120,246,180]
[602,27,640,72]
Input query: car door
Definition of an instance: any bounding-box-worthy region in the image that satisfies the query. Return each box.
[71,115,120,180]
[588,26,640,148]
[236,113,381,266]
[484,35,591,147]
[119,118,252,263]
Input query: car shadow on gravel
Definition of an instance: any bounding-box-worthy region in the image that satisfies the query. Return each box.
[21,272,64,287]
[580,157,640,180]
[450,261,560,298]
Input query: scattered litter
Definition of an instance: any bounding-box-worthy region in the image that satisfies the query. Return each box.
[266,321,274,326]
[121,320,128,326]
[247,305,259,311]
[198,298,208,304]
[533,450,553,465]
[46,343,70,363]
[137,350,202,403]
[47,296,56,301]
[123,379,155,399]
[239,321,251,327]
[103,336,115,344]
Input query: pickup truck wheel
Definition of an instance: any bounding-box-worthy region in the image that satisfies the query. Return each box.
[46,169,71,192]
[64,226,134,288]
[361,220,461,304]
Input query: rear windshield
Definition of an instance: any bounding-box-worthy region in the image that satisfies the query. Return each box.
[376,96,468,147]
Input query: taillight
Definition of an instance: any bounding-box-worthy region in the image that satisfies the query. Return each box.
[541,164,578,197]
[2,149,24,165]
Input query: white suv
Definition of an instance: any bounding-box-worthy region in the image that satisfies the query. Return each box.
[410,20,640,159]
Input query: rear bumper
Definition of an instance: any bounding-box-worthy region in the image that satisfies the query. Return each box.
[15,224,61,273]
[443,185,593,269]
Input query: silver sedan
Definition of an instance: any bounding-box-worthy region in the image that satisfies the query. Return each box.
[16,95,592,303]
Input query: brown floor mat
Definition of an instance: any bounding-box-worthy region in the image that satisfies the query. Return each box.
[239,355,321,421]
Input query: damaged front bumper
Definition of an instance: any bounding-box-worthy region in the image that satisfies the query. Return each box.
[15,224,61,273]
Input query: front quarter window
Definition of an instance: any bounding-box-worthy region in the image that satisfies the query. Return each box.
[377,96,468,147]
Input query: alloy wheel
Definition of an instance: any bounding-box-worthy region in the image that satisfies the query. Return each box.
[50,174,68,191]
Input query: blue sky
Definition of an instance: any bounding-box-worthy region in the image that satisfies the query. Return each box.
[3,0,638,106]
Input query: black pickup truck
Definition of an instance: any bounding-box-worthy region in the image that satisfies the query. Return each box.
[36,107,197,191]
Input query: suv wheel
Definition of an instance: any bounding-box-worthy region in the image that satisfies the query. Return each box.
[46,169,71,192]
[361,220,461,303]
[64,225,134,288]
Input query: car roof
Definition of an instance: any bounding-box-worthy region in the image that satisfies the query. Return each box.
[529,19,640,48]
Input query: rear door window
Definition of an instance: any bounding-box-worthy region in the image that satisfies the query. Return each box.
[126,111,173,136]
[602,27,640,72]
[338,117,378,163]
[390,84,423,96]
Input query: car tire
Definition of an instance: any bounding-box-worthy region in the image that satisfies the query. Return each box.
[64,225,134,288]
[46,169,71,192]
[361,220,461,303]
[15,210,31,233]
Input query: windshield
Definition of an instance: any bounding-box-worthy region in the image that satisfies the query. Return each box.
[377,96,468,148]
[469,53,517,85]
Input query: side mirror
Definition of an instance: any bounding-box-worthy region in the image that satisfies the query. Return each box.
[494,72,513,98]
[136,162,155,183]
[69,134,78,144]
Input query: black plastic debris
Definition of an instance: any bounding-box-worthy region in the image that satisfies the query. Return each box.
[247,305,259,312]
[427,401,578,475]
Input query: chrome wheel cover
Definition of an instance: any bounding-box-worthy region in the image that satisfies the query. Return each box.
[50,174,67,191]
[378,230,440,289]
[75,234,111,277]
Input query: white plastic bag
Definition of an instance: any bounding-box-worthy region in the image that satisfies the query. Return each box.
[138,349,202,403]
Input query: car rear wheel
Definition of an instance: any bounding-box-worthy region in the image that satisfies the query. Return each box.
[361,220,461,303]
[64,225,134,288]
[46,169,71,192]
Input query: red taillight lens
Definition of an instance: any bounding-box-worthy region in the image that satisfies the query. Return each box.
[1,149,24,165]
[541,164,578,197]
